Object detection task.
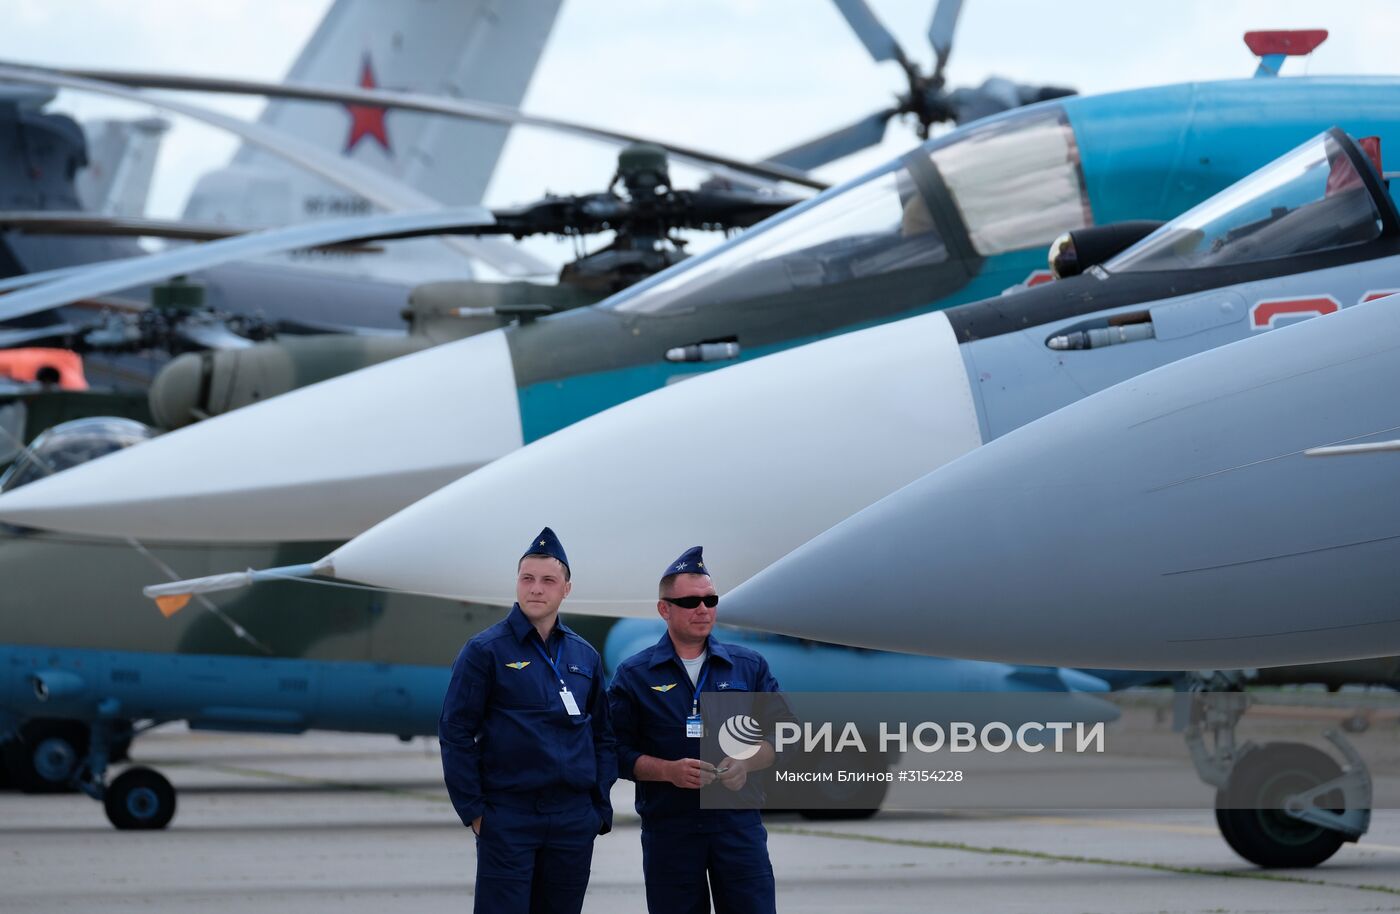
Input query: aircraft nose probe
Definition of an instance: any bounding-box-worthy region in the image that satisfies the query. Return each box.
[142,560,335,617]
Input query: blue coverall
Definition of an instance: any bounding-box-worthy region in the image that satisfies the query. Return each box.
[441,604,617,914]
[609,631,784,914]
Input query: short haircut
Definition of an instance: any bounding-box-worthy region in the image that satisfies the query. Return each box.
[518,553,570,581]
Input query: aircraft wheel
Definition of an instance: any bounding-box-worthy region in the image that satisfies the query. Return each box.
[104,767,176,831]
[1214,742,1347,869]
[2,720,86,793]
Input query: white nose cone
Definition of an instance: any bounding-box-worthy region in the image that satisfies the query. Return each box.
[0,330,522,541]
[324,311,983,614]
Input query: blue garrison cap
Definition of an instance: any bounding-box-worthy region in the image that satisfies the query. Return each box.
[522,526,569,573]
[663,546,708,580]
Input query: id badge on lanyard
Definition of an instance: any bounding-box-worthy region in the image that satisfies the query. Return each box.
[534,638,581,716]
[687,662,709,738]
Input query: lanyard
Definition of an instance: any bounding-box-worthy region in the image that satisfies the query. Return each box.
[532,636,566,689]
[690,661,710,717]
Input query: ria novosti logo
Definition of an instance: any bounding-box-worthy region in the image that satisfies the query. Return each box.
[718,715,765,760]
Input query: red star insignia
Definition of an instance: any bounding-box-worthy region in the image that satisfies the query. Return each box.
[344,54,391,155]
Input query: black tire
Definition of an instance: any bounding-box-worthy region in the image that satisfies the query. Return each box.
[1,720,87,794]
[1215,742,1348,869]
[104,767,176,831]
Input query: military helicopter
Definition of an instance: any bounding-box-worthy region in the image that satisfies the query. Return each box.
[1,128,801,430]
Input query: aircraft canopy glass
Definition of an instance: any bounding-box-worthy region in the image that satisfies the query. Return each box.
[602,104,1086,319]
[0,416,154,494]
[605,163,945,316]
[1106,132,1384,273]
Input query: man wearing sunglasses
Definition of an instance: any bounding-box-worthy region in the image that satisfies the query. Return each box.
[608,546,783,914]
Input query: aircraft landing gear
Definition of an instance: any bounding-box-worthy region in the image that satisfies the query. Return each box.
[2,720,87,793]
[1182,674,1371,868]
[70,714,177,830]
[103,767,177,831]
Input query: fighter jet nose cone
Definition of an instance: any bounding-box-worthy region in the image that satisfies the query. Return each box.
[0,329,523,541]
[721,506,916,649]
[718,451,1049,662]
[318,309,984,614]
[733,292,1400,672]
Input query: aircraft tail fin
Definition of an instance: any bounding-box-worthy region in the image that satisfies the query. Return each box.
[184,0,564,225]
[75,117,170,217]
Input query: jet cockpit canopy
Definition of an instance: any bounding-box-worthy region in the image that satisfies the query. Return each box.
[600,105,1091,322]
[1106,129,1396,274]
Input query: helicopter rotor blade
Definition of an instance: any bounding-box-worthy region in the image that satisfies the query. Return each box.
[764,108,896,172]
[6,62,827,193]
[0,207,497,326]
[928,0,965,82]
[175,320,257,351]
[0,211,390,253]
[0,324,78,348]
[0,63,551,278]
[831,0,910,65]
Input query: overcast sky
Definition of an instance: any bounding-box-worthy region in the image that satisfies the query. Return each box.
[3,1,1399,228]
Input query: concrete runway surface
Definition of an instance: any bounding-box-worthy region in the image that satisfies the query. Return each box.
[6,728,1400,913]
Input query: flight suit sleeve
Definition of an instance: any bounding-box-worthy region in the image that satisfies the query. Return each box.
[439,640,491,828]
[590,660,618,834]
[607,668,644,782]
[756,655,799,740]
[757,656,782,694]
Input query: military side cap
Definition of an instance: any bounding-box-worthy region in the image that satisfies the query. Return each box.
[663,545,708,580]
[523,526,569,573]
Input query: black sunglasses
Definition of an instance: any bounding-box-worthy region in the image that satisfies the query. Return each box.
[664,594,719,609]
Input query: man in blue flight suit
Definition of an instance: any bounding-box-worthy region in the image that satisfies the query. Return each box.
[609,546,785,914]
[439,526,616,914]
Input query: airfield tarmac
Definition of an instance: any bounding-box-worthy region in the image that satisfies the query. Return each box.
[6,729,1400,913]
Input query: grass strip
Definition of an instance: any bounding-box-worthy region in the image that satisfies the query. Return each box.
[769,825,1400,896]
